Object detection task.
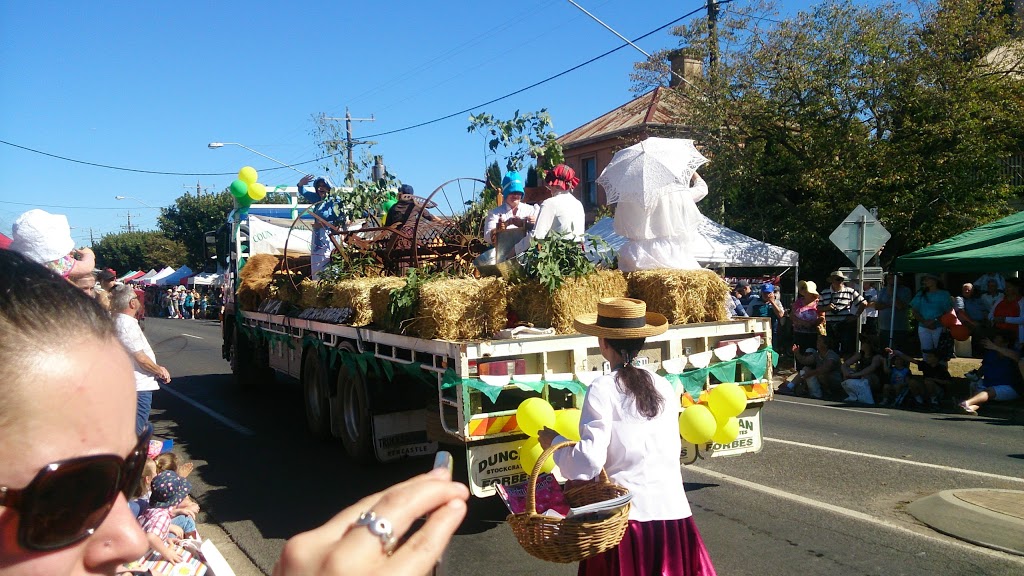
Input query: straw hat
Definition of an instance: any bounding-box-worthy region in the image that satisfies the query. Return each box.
[799,280,819,297]
[574,297,668,339]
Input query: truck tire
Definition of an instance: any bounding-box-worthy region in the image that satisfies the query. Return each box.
[229,322,273,390]
[336,342,375,462]
[302,348,332,440]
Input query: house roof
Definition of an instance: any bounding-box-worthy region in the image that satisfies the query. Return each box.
[984,39,1023,79]
[557,87,690,149]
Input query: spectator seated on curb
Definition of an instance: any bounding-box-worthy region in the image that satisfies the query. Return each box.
[839,334,886,404]
[958,330,1023,416]
[889,348,951,411]
[778,334,842,399]
[879,354,911,407]
[137,470,194,564]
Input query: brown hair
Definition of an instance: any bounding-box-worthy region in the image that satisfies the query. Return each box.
[605,337,663,419]
[155,452,180,473]
[131,458,159,499]
[0,250,116,427]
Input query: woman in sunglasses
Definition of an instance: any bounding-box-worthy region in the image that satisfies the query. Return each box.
[0,249,469,575]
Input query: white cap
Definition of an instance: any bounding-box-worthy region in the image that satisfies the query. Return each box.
[9,209,75,264]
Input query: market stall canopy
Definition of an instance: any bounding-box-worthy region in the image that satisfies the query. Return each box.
[587,215,799,268]
[0,232,13,250]
[157,265,193,286]
[895,211,1024,273]
[121,270,147,282]
[141,266,176,285]
[115,270,137,282]
[137,269,159,282]
[188,271,223,286]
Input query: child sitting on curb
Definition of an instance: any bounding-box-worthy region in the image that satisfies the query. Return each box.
[959,330,1023,415]
[879,354,911,407]
[888,348,951,411]
[137,470,196,564]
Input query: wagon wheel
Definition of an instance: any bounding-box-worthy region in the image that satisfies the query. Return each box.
[282,204,365,294]
[406,178,490,274]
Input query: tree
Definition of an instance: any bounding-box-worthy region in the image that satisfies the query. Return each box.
[93,231,186,273]
[158,191,234,270]
[467,109,564,175]
[633,0,1022,279]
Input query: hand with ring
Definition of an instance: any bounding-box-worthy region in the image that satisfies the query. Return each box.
[272,467,469,575]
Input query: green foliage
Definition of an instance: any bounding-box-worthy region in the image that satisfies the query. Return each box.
[318,250,382,283]
[640,0,1022,280]
[467,109,565,174]
[519,232,611,293]
[93,231,186,273]
[486,160,502,191]
[384,267,437,333]
[525,165,539,188]
[157,191,234,270]
[310,113,396,217]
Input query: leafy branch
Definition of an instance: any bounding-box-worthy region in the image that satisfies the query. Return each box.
[467,109,565,175]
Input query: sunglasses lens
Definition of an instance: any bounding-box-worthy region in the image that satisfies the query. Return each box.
[21,459,121,550]
[121,428,152,497]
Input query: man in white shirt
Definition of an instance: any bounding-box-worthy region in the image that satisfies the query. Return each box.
[513,164,586,254]
[111,284,171,434]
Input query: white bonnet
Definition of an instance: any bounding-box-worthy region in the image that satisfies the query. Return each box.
[9,209,75,264]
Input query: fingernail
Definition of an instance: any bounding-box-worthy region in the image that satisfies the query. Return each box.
[429,467,450,478]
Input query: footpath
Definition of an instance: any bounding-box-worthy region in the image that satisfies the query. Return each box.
[772,360,1024,557]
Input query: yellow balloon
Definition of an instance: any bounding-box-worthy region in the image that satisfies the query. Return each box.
[518,437,555,474]
[708,383,747,421]
[238,166,258,184]
[711,416,740,445]
[678,404,717,445]
[516,398,555,437]
[553,409,582,441]
[247,182,267,201]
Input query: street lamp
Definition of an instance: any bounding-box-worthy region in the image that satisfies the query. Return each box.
[114,196,160,209]
[207,142,307,175]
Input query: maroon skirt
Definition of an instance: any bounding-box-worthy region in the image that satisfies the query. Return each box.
[578,517,716,576]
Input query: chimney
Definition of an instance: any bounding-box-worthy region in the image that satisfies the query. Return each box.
[668,51,703,89]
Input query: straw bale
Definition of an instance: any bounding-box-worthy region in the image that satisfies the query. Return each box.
[237,254,282,311]
[626,269,728,324]
[239,254,279,283]
[297,279,322,309]
[509,270,628,334]
[328,277,406,326]
[412,277,508,340]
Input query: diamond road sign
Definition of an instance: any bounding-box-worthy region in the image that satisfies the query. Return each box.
[829,205,891,265]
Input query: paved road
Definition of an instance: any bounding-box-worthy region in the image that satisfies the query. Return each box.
[144,318,1024,575]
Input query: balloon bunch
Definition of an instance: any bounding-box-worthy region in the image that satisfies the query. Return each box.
[514,398,582,474]
[229,166,268,212]
[678,383,746,446]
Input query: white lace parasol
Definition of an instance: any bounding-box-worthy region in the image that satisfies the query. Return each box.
[597,138,709,208]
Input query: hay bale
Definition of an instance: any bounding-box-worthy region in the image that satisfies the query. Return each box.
[328,277,406,326]
[510,270,628,334]
[626,269,728,324]
[237,254,281,311]
[297,278,321,309]
[412,277,508,340]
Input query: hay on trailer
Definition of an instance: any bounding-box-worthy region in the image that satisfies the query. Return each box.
[328,277,406,326]
[411,277,508,340]
[626,269,728,324]
[509,270,628,334]
[237,254,282,311]
[297,278,322,309]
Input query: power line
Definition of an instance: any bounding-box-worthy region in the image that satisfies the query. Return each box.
[0,199,165,210]
[0,4,707,176]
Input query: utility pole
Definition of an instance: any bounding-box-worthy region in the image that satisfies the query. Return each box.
[707,0,725,226]
[184,180,213,196]
[324,108,375,185]
[122,211,136,233]
[89,227,96,247]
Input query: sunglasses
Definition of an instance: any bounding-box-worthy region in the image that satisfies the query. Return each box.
[0,425,152,551]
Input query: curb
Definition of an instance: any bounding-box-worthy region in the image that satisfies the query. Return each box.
[197,523,265,576]
[907,489,1024,556]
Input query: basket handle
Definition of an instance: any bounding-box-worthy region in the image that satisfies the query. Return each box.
[524,440,612,518]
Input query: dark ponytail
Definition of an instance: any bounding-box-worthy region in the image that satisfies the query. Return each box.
[606,337,663,419]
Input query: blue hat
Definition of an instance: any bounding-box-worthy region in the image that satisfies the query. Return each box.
[501,172,525,195]
[149,470,191,509]
[398,184,414,196]
[761,283,775,293]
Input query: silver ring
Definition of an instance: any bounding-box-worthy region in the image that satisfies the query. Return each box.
[355,510,398,555]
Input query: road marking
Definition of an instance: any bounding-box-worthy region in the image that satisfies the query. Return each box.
[771,398,889,416]
[688,466,1024,564]
[765,438,1024,484]
[160,385,255,436]
[181,334,204,339]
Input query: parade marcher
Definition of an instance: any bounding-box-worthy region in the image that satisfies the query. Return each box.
[538,297,717,575]
[298,174,345,280]
[482,171,538,243]
[111,284,170,435]
[909,273,953,355]
[0,249,469,576]
[514,164,585,255]
[818,270,866,358]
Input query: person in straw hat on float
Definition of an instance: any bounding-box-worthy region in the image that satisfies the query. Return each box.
[539,297,717,575]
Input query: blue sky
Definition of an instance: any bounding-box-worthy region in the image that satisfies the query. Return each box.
[1,0,835,246]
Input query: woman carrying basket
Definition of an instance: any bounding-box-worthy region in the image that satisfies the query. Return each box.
[539,297,717,575]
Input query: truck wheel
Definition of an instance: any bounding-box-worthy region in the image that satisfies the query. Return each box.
[336,343,374,462]
[302,349,332,440]
[229,324,255,387]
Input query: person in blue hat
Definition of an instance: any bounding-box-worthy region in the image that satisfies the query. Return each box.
[483,171,538,243]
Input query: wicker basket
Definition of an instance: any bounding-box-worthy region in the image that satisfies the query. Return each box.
[507,441,631,563]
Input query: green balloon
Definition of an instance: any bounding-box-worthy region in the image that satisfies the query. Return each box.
[230,179,249,199]
[236,193,253,208]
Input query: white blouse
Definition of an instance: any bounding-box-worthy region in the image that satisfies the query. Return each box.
[514,191,585,254]
[552,369,692,522]
[483,201,539,239]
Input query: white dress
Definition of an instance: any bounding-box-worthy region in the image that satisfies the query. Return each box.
[514,191,585,254]
[614,174,707,272]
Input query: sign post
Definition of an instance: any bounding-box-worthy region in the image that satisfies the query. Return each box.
[828,206,891,353]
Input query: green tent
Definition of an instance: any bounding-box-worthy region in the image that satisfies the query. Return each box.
[896,211,1024,273]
